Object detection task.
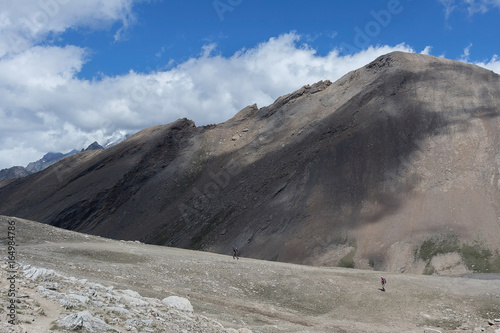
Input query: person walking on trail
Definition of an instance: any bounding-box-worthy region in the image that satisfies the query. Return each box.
[232,246,239,260]
[381,276,387,291]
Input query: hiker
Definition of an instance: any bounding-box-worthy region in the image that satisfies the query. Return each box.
[381,276,387,291]
[232,246,239,260]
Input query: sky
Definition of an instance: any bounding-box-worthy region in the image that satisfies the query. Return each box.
[0,0,499,169]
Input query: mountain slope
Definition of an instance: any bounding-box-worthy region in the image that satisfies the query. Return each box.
[1,52,500,273]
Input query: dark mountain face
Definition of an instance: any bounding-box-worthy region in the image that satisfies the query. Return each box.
[1,52,500,273]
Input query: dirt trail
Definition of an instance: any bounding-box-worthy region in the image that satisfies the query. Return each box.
[1,216,500,332]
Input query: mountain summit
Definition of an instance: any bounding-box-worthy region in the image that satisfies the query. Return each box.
[1,52,500,273]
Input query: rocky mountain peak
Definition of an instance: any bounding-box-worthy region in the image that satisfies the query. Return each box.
[83,141,104,152]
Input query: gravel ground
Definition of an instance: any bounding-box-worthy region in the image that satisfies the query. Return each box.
[1,216,500,333]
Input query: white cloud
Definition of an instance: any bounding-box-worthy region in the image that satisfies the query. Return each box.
[420,46,433,55]
[438,0,500,19]
[474,54,500,73]
[0,0,139,57]
[464,0,500,14]
[460,43,473,61]
[439,0,458,19]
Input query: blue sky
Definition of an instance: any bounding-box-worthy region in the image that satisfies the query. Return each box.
[0,0,499,169]
[58,0,499,78]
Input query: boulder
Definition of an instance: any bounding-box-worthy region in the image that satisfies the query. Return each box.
[120,289,142,298]
[56,310,118,332]
[161,296,193,312]
[24,266,56,281]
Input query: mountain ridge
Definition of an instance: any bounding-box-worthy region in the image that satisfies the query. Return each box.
[0,141,109,181]
[1,51,500,274]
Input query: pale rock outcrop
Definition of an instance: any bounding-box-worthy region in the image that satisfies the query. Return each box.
[56,310,118,332]
[162,295,194,312]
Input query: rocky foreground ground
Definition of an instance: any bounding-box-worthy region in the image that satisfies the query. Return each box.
[1,263,250,333]
[1,216,500,332]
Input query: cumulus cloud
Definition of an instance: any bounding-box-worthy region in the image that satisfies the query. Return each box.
[420,46,433,55]
[439,0,500,19]
[474,54,500,73]
[0,0,139,57]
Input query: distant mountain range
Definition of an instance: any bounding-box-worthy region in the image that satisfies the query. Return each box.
[0,132,131,181]
[0,141,115,181]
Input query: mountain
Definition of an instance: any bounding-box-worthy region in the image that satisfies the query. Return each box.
[1,52,500,274]
[0,142,105,181]
[0,166,31,180]
[102,131,130,148]
[25,150,79,174]
[83,141,104,152]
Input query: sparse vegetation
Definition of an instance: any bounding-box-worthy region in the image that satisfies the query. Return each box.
[339,249,356,268]
[60,249,143,264]
[49,324,61,331]
[477,305,500,320]
[368,257,375,268]
[339,240,357,268]
[416,234,500,273]
[423,263,436,276]
[417,234,460,261]
[460,242,498,272]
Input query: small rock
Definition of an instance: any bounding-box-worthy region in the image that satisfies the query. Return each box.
[45,282,58,290]
[142,319,153,326]
[66,294,89,304]
[107,306,130,315]
[34,307,45,316]
[119,294,149,307]
[239,329,253,333]
[91,300,104,307]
